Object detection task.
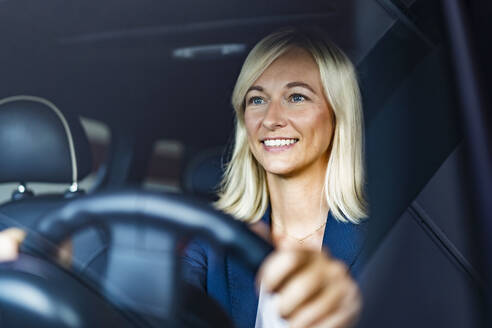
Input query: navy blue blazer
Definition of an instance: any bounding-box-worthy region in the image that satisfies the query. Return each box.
[181,208,368,328]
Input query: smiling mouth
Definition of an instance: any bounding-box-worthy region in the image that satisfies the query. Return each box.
[261,138,299,148]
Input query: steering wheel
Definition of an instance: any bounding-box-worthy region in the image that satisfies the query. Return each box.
[5,189,273,327]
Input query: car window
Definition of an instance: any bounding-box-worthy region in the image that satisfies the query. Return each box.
[143,139,184,192]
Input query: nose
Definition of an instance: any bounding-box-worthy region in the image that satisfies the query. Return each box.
[262,99,287,130]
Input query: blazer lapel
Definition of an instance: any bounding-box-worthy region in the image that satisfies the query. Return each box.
[226,208,271,328]
[322,212,368,274]
[226,255,259,328]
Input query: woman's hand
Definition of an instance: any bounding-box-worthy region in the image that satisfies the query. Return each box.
[0,228,71,267]
[0,228,25,262]
[258,250,361,328]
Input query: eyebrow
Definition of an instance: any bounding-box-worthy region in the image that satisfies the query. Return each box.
[246,85,263,94]
[245,82,316,95]
[286,81,317,94]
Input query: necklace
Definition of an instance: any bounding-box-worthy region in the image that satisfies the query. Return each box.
[272,218,327,244]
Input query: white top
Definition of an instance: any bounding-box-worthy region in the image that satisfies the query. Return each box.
[255,283,288,328]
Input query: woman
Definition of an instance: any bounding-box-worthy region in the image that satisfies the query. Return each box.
[182,28,368,328]
[0,28,368,328]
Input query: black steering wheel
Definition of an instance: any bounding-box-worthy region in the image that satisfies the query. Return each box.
[2,189,273,327]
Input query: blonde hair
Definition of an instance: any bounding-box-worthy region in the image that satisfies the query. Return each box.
[215,28,368,224]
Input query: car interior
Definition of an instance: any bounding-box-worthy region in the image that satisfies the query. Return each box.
[0,0,491,327]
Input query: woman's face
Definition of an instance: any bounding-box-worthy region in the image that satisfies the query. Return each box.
[244,47,335,178]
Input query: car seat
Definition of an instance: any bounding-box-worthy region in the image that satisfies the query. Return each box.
[181,147,225,202]
[0,95,108,277]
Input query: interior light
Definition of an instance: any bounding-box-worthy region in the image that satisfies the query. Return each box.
[173,43,246,59]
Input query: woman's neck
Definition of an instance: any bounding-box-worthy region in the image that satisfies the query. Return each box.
[267,167,329,239]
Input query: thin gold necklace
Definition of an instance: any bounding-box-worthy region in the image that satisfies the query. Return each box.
[273,218,327,244]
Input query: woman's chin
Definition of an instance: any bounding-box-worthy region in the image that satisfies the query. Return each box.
[263,163,298,177]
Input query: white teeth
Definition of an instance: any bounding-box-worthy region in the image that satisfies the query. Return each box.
[263,139,298,147]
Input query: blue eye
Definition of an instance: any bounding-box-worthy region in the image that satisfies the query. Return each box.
[248,96,265,105]
[290,94,306,103]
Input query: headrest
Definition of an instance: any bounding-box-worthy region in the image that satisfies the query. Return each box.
[0,95,92,186]
[182,148,225,201]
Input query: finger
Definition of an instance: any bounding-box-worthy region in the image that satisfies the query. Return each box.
[276,257,325,318]
[3,228,26,244]
[310,307,359,328]
[0,228,25,262]
[310,284,362,328]
[57,240,73,268]
[258,250,311,292]
[289,278,349,328]
[324,259,349,282]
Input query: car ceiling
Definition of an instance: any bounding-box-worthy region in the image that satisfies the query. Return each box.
[0,0,396,148]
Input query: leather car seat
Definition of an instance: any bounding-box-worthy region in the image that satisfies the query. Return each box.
[181,147,225,202]
[0,95,107,277]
